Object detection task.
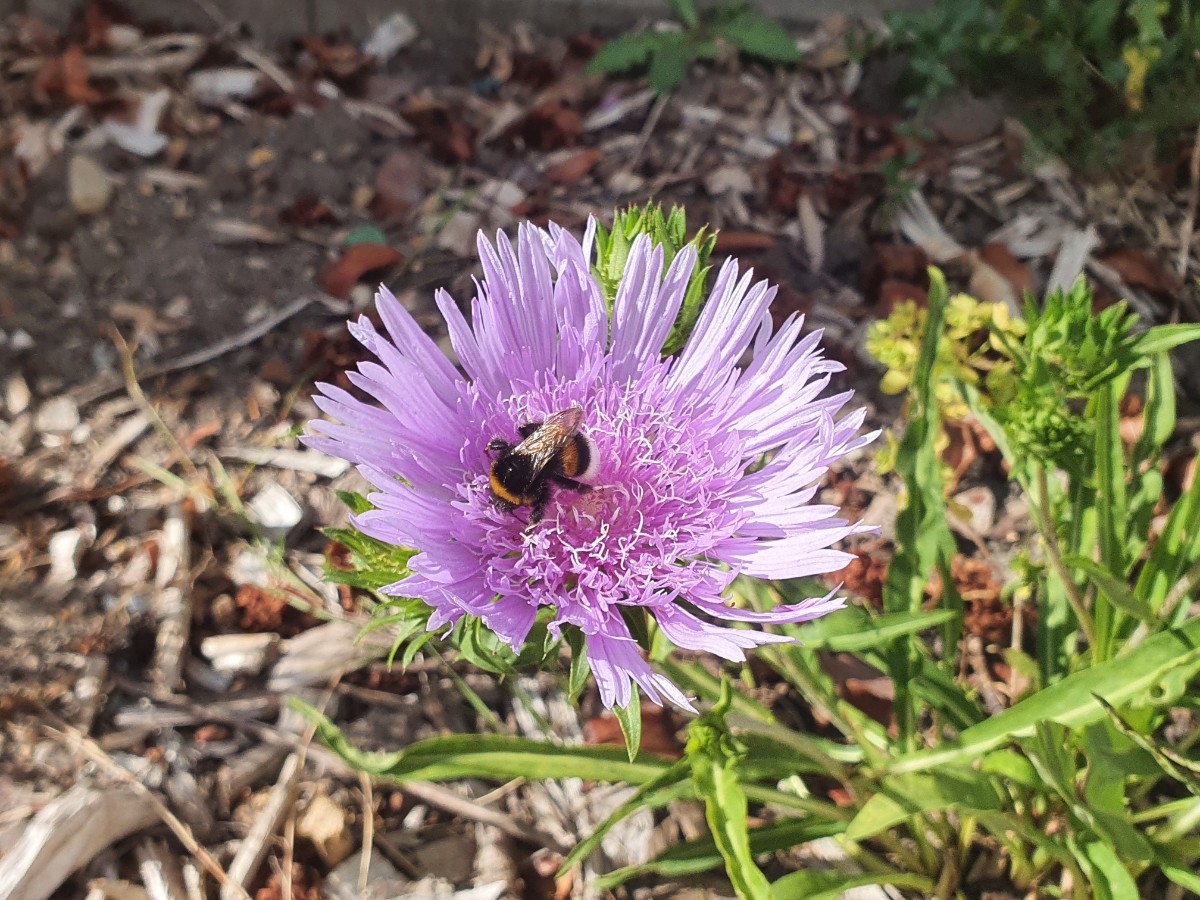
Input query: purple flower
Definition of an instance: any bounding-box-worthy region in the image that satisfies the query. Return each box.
[306,220,875,711]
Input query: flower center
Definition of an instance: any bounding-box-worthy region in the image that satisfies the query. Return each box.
[466,361,750,628]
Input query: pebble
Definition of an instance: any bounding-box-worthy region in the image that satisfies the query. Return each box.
[199,632,281,677]
[68,154,115,214]
[246,481,303,539]
[35,395,80,433]
[48,528,85,582]
[704,164,754,197]
[8,329,34,352]
[5,376,31,416]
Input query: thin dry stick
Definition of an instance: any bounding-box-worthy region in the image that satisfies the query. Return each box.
[113,329,204,488]
[1178,122,1200,281]
[357,772,374,893]
[73,295,317,406]
[42,716,251,900]
[282,794,297,900]
[627,94,669,171]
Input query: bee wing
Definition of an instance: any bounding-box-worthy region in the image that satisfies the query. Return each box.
[512,407,582,477]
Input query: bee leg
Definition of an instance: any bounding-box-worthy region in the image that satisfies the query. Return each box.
[526,483,552,527]
[550,474,592,494]
[517,421,542,438]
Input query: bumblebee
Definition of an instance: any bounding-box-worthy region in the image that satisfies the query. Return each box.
[486,405,597,524]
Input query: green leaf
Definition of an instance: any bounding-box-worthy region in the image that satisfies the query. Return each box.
[320,526,414,591]
[1133,323,1200,355]
[773,870,935,900]
[335,489,374,514]
[563,626,590,703]
[1066,555,1153,623]
[297,701,675,783]
[888,615,1200,775]
[720,13,800,63]
[648,39,691,93]
[1161,862,1200,894]
[1080,838,1140,900]
[787,606,959,652]
[1135,446,1200,615]
[882,267,963,743]
[1096,695,1200,796]
[845,767,1006,841]
[597,818,845,889]
[668,0,700,29]
[588,32,659,75]
[614,686,643,762]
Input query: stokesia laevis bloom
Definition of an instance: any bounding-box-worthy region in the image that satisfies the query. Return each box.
[306,219,876,712]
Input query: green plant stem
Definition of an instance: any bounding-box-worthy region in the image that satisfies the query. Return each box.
[1034,466,1098,651]
[1126,556,1200,650]
[1153,797,1200,846]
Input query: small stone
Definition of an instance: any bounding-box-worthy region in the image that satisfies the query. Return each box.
[69,154,115,214]
[199,632,280,677]
[297,792,354,867]
[246,482,303,539]
[325,849,408,900]
[48,528,85,582]
[35,395,80,433]
[363,12,418,62]
[5,376,31,415]
[8,329,34,352]
[704,164,753,197]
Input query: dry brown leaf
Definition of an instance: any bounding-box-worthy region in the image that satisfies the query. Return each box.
[877,279,928,315]
[319,244,403,299]
[1100,248,1181,294]
[542,148,600,186]
[371,148,428,220]
[584,704,682,758]
[714,231,776,253]
[979,242,1034,296]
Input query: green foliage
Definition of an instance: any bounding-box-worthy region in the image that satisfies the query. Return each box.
[592,202,717,356]
[313,248,1200,895]
[866,291,1024,420]
[588,0,799,94]
[887,0,1200,165]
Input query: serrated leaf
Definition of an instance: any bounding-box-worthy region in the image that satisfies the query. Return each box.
[321,526,414,591]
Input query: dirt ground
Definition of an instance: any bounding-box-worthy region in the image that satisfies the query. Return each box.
[2,4,1200,899]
